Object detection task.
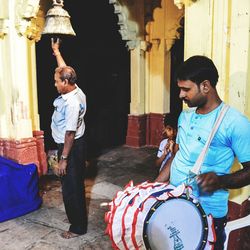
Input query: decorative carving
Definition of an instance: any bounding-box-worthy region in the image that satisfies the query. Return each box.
[140,40,152,52]
[109,0,140,50]
[111,0,186,51]
[15,0,41,41]
[145,1,184,52]
[174,0,184,9]
[165,15,184,51]
[25,10,45,41]
[145,0,162,25]
[113,3,123,13]
[174,0,198,10]
[152,38,161,49]
[0,19,9,39]
[21,0,40,18]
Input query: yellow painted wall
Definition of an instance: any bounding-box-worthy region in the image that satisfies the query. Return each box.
[184,0,250,204]
[0,0,40,139]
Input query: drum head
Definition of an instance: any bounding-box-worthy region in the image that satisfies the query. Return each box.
[143,197,208,250]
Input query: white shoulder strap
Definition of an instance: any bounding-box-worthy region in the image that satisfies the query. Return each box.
[190,104,230,175]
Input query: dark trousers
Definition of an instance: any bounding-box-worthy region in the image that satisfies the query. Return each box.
[213,216,227,250]
[58,136,88,234]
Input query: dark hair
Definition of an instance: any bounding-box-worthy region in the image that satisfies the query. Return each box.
[175,55,219,87]
[164,113,177,128]
[55,66,77,85]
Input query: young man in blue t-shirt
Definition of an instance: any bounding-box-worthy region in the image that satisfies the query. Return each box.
[156,55,250,249]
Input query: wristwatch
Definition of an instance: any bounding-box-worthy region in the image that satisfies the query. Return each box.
[60,155,68,161]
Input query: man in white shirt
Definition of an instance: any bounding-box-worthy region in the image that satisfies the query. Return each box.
[51,38,88,239]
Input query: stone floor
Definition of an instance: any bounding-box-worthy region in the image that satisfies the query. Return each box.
[0,146,158,250]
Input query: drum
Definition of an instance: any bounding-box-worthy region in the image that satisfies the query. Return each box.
[105,181,215,250]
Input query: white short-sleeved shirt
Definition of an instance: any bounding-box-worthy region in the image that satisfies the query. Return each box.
[157,138,172,172]
[51,85,86,144]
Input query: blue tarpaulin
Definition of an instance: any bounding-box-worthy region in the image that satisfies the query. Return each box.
[0,156,42,222]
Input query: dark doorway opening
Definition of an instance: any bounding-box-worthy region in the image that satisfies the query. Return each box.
[36,2,130,159]
[170,17,184,118]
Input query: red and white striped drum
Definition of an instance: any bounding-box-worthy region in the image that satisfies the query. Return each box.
[105,181,215,250]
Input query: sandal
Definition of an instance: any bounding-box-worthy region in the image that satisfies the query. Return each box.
[60,231,80,239]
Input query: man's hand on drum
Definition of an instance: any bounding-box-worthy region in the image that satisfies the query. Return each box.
[197,172,222,192]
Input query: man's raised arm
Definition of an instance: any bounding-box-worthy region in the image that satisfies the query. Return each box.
[51,38,67,67]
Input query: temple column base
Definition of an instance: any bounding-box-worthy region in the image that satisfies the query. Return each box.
[126,113,164,147]
[0,130,47,176]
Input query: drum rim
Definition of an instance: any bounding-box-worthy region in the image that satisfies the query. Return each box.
[143,196,208,250]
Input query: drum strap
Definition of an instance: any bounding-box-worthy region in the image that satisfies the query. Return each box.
[190,104,230,176]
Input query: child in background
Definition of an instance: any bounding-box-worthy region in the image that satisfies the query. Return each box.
[155,113,177,172]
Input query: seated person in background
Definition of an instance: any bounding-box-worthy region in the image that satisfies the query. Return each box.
[155,113,177,172]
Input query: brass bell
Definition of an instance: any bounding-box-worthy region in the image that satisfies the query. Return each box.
[42,0,76,36]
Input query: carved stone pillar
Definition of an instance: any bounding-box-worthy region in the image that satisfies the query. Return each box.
[145,0,183,115]
[0,0,46,175]
[130,44,146,115]
[113,0,183,147]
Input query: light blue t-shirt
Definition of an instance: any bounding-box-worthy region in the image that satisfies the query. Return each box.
[170,102,250,218]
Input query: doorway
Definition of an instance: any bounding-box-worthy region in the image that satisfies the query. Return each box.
[36,1,130,158]
[170,17,184,118]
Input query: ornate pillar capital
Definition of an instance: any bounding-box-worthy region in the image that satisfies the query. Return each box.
[140,40,152,52]
[109,0,141,50]
[174,0,198,9]
[15,0,42,41]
